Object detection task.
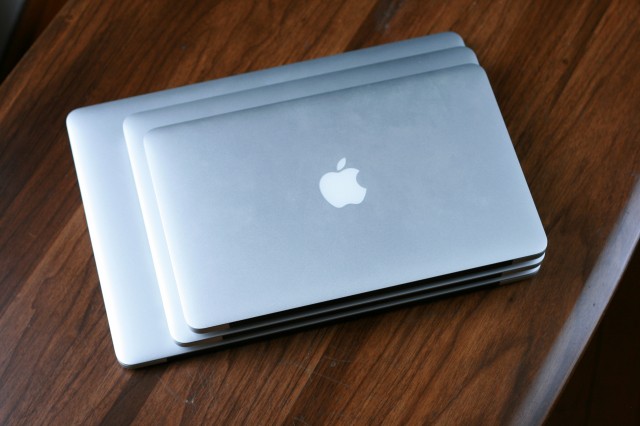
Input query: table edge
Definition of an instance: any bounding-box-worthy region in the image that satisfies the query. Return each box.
[512,179,640,424]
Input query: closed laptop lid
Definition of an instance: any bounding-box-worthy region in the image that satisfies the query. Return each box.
[144,64,547,331]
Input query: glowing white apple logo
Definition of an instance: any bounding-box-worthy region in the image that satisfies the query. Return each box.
[319,158,367,208]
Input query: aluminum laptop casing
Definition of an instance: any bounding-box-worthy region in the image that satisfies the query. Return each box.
[144,64,547,332]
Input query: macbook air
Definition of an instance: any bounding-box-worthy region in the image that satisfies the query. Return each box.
[144,65,547,333]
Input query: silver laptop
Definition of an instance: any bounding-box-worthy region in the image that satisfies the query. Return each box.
[144,65,546,333]
[123,47,479,345]
[67,33,481,367]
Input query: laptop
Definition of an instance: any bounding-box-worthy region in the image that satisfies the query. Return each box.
[143,65,546,335]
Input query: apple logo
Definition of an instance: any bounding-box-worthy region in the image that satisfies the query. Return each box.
[319,157,367,208]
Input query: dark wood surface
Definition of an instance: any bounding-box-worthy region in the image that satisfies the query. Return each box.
[0,0,68,82]
[1,0,639,424]
[546,246,640,424]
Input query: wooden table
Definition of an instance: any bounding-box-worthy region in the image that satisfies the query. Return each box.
[1,0,638,424]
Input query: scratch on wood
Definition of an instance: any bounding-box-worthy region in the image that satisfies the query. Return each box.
[280,361,351,388]
[155,374,185,404]
[292,415,312,425]
[322,354,353,364]
[322,354,354,368]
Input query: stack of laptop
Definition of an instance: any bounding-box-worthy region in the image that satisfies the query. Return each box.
[67,32,546,368]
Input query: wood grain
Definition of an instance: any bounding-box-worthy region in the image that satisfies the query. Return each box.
[0,0,68,82]
[0,0,638,424]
